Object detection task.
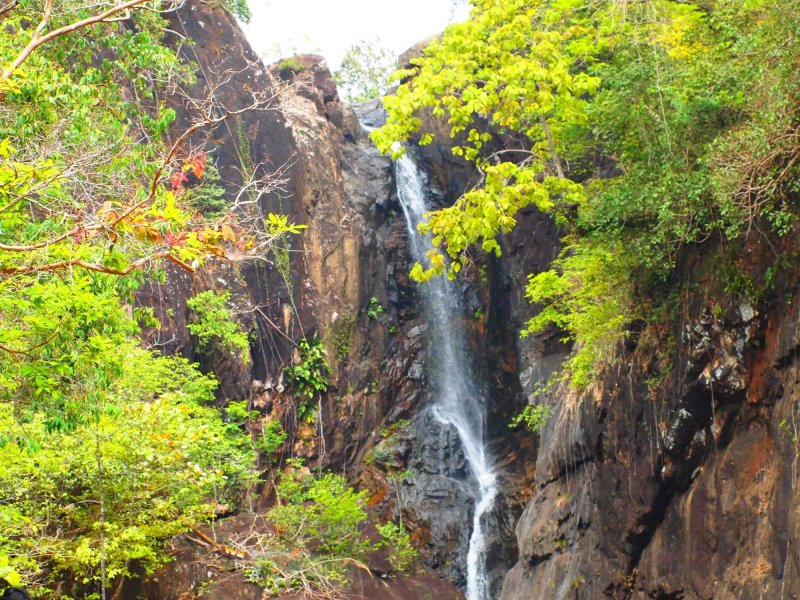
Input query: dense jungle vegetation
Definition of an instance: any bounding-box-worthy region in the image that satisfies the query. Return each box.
[1,0,799,596]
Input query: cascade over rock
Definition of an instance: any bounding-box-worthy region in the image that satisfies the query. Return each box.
[130,1,531,597]
[127,3,800,599]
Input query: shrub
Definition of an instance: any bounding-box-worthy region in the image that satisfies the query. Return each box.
[254,418,288,464]
[187,290,250,356]
[242,465,415,596]
[0,349,256,595]
[377,522,417,571]
[284,338,331,422]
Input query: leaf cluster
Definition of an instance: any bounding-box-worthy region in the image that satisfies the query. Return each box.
[366,296,384,320]
[284,338,331,421]
[243,464,414,595]
[509,403,552,433]
[186,290,250,356]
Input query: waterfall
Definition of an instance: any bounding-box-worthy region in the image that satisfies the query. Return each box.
[395,154,499,600]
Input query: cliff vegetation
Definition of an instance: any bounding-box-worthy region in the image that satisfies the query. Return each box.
[374,0,800,388]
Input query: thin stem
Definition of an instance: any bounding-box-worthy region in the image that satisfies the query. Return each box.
[95,426,107,600]
[539,115,565,179]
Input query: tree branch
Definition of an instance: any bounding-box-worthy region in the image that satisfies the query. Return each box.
[0,93,278,255]
[0,0,18,16]
[0,251,194,276]
[1,0,153,83]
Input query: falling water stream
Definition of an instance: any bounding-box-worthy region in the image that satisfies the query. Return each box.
[395,154,499,600]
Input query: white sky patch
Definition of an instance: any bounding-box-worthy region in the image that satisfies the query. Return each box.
[242,0,471,70]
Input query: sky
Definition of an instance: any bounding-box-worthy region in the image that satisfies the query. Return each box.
[242,0,471,71]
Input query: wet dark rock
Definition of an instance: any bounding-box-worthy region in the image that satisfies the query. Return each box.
[352,98,388,131]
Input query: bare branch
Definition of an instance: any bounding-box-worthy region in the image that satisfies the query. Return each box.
[0,89,281,257]
[0,251,194,276]
[0,0,18,16]
[1,54,291,280]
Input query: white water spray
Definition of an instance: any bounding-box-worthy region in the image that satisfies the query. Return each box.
[395,154,499,600]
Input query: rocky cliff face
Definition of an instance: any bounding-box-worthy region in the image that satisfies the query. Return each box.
[498,235,800,599]
[140,0,401,461]
[133,2,528,597]
[130,4,800,600]
[391,29,800,600]
[131,2,463,597]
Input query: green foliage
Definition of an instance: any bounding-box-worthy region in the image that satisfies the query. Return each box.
[244,465,413,595]
[377,522,418,572]
[187,290,250,356]
[375,0,800,387]
[0,2,316,596]
[254,418,288,463]
[334,40,396,102]
[0,554,22,588]
[275,58,307,76]
[0,348,256,595]
[0,0,302,287]
[510,404,552,433]
[245,468,367,593]
[270,471,369,556]
[222,401,286,463]
[284,338,331,423]
[0,1,246,279]
[373,0,597,282]
[224,400,257,425]
[0,273,136,430]
[0,0,300,419]
[284,338,331,407]
[118,349,219,404]
[366,296,384,320]
[524,243,634,388]
[221,0,251,23]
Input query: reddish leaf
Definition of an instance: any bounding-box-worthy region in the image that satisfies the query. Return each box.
[191,152,207,179]
[171,171,188,193]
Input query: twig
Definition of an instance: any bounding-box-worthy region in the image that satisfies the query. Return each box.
[0,0,18,16]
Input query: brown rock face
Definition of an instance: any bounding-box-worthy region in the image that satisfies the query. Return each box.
[135,4,547,596]
[139,0,401,449]
[132,6,800,600]
[498,238,800,599]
